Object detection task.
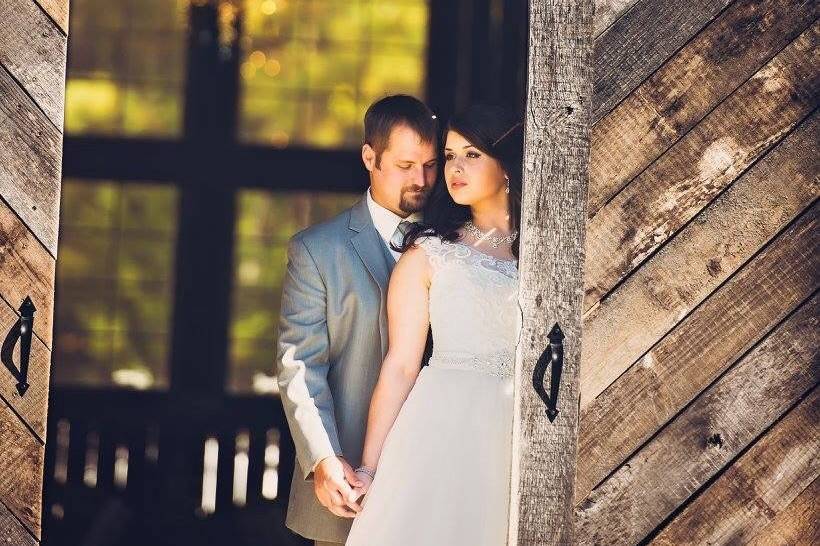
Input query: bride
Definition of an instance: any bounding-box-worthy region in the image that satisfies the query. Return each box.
[344,104,524,545]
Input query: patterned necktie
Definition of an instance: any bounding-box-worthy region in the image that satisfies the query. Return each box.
[390,220,415,250]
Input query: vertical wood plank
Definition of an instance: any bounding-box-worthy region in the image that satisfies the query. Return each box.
[512,1,594,543]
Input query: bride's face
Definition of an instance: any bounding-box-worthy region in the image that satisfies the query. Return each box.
[443,130,507,206]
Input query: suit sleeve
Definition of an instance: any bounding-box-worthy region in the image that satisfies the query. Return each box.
[276,236,343,480]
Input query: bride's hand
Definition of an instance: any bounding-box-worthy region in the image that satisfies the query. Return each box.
[351,470,374,503]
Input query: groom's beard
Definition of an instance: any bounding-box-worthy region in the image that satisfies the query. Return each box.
[399,185,429,214]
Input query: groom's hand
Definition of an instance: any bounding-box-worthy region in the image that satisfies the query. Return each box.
[313,456,364,518]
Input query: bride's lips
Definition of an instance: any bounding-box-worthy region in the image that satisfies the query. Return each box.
[450,179,468,189]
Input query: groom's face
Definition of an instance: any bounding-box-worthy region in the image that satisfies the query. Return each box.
[363,124,438,217]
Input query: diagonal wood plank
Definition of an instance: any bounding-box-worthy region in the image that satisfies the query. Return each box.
[0,62,63,256]
[588,0,818,219]
[0,500,36,546]
[0,296,52,442]
[650,387,820,545]
[591,0,732,122]
[578,198,820,499]
[592,0,640,38]
[33,0,69,35]
[0,199,56,348]
[0,0,68,130]
[0,403,44,539]
[580,111,819,411]
[746,477,820,546]
[584,22,820,311]
[575,293,820,545]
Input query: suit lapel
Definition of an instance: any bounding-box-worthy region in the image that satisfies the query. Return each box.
[349,196,391,355]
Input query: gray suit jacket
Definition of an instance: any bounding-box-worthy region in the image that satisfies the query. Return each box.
[276,193,402,543]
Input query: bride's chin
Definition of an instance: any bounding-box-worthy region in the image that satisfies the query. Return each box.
[450,194,473,206]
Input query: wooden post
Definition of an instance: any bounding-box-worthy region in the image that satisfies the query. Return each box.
[510,1,594,544]
[0,0,69,543]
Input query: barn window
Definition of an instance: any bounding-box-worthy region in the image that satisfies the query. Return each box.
[54,180,179,389]
[64,0,189,136]
[239,0,429,147]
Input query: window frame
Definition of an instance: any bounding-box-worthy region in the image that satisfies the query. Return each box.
[59,0,458,395]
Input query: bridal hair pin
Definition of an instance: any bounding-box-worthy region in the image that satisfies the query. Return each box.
[492,121,523,146]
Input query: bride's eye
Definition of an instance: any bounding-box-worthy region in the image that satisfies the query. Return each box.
[466,151,480,159]
[444,152,455,161]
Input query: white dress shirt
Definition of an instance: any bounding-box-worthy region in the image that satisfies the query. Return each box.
[366,187,422,262]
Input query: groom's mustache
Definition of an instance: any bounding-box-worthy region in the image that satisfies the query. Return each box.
[402,185,429,196]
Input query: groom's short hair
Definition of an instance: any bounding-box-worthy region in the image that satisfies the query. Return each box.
[364,95,438,168]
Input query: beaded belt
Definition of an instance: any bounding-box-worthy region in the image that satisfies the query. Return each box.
[427,350,515,379]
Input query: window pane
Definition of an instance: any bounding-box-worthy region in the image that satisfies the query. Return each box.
[53,180,179,390]
[228,190,360,394]
[64,0,188,137]
[239,0,430,148]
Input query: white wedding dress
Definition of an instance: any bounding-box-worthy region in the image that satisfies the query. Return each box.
[346,235,521,546]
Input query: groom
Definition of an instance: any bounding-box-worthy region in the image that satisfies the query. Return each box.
[276,95,439,546]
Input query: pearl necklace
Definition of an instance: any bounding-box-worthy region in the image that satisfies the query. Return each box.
[463,220,518,248]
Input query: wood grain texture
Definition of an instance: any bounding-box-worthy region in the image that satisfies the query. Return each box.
[592,0,639,38]
[588,0,818,219]
[0,298,52,443]
[650,388,820,545]
[511,0,594,543]
[591,0,732,122]
[575,294,820,545]
[580,111,819,410]
[0,0,67,130]
[0,403,44,539]
[578,196,820,500]
[33,0,70,34]
[0,199,56,348]
[0,62,63,256]
[584,22,820,311]
[747,477,820,546]
[0,500,36,546]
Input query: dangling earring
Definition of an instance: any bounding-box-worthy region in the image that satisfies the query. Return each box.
[504,174,510,194]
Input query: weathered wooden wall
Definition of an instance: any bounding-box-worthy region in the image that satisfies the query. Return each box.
[0,0,68,543]
[577,0,819,543]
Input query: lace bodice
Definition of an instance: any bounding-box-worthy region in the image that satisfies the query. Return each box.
[416,235,522,378]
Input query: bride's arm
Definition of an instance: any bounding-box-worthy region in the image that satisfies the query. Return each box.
[358,244,431,472]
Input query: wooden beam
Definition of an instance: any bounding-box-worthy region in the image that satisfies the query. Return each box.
[0,0,67,130]
[0,296,51,442]
[584,21,820,311]
[33,0,69,35]
[0,198,56,349]
[588,0,818,219]
[0,402,44,539]
[591,0,640,38]
[0,500,36,546]
[512,1,594,543]
[0,62,63,256]
[580,110,819,410]
[591,0,732,122]
[575,293,819,544]
[578,196,820,500]
[745,477,820,546]
[651,387,819,544]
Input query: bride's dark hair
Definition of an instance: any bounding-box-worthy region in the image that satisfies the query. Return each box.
[394,103,524,260]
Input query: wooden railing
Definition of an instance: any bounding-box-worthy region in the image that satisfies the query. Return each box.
[42,387,310,546]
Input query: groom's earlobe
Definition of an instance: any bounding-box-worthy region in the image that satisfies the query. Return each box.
[362,144,376,172]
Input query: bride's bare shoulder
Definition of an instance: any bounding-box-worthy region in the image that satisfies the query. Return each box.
[392,237,436,286]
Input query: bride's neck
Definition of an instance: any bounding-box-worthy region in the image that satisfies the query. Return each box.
[469,205,513,236]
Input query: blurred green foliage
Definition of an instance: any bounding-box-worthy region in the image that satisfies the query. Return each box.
[228,190,359,393]
[65,0,429,146]
[239,0,429,147]
[64,0,188,136]
[54,181,179,389]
